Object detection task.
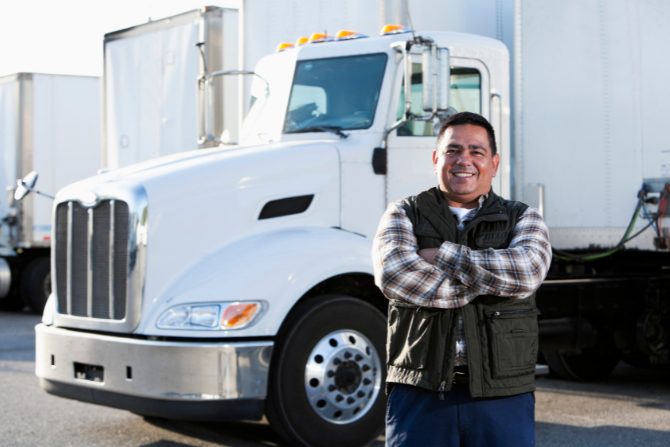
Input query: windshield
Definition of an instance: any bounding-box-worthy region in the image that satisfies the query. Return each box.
[283,53,387,133]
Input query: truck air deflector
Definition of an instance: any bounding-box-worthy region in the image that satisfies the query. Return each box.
[259,194,314,219]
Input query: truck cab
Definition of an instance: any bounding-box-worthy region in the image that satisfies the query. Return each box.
[36,28,509,447]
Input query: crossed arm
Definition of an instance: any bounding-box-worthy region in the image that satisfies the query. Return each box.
[371,201,552,309]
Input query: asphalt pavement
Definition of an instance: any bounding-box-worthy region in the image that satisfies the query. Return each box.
[2,310,669,446]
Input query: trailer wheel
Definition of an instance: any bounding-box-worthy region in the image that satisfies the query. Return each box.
[21,257,51,313]
[265,295,386,447]
[543,345,620,381]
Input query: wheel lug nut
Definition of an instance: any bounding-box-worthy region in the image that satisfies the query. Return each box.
[336,395,344,402]
[327,370,335,378]
[328,385,336,392]
[347,396,355,404]
[344,351,352,359]
[333,358,341,365]
[357,390,365,398]
[362,365,370,372]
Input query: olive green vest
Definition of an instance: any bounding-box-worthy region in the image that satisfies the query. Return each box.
[386,187,538,398]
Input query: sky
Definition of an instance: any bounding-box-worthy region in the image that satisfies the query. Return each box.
[0,0,222,78]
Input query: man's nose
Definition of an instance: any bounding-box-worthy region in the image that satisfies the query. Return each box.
[455,152,472,164]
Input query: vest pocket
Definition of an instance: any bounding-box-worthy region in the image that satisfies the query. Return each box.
[485,308,539,379]
[388,302,445,371]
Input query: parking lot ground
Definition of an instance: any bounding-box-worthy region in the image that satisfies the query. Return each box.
[2,310,669,446]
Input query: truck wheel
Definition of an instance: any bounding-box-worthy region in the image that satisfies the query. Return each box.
[543,346,620,381]
[21,257,51,313]
[265,295,386,447]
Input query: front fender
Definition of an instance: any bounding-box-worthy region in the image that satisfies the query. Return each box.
[139,227,373,337]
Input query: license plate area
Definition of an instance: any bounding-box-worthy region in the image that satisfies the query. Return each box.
[74,362,104,383]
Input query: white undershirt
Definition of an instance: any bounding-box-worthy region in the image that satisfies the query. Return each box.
[449,206,477,229]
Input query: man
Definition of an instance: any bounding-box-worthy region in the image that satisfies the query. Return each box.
[372,112,552,446]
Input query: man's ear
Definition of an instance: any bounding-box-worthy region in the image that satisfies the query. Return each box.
[492,153,500,176]
[432,149,439,168]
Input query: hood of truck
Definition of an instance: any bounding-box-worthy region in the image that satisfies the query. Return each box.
[53,141,341,333]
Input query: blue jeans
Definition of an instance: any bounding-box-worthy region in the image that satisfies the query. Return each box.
[386,384,535,447]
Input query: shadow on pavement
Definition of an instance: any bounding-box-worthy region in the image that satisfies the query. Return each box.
[143,416,384,446]
[537,362,670,411]
[537,421,670,447]
[142,417,283,446]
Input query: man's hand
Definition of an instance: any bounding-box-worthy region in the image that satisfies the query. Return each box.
[418,248,440,265]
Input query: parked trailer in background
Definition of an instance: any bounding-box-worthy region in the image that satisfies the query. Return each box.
[0,73,100,312]
[34,0,670,446]
[103,6,241,169]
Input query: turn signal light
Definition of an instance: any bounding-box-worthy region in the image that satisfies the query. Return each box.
[295,36,309,46]
[222,303,260,329]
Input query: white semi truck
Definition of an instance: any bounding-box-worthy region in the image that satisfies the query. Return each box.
[4,4,376,315]
[0,73,100,312]
[35,1,670,446]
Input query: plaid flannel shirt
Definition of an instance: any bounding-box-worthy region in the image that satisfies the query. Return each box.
[372,199,552,309]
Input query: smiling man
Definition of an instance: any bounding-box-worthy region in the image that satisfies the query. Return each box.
[373,112,552,447]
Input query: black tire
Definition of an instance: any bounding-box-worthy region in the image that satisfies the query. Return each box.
[543,343,620,381]
[21,257,51,313]
[265,295,386,447]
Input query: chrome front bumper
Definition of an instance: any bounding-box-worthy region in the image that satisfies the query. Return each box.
[35,323,273,420]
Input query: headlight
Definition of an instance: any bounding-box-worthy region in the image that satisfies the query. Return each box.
[156,301,264,330]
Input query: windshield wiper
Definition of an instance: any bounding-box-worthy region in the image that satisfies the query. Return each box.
[291,126,349,139]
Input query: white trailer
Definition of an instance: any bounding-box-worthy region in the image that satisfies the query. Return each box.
[103,6,240,168]
[35,1,670,446]
[0,73,100,312]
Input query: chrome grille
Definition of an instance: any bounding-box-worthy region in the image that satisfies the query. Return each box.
[55,200,130,319]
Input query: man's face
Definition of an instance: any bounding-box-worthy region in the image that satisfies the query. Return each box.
[432,123,500,208]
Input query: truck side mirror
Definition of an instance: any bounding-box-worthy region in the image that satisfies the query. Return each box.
[436,48,450,111]
[14,171,39,201]
[422,46,450,113]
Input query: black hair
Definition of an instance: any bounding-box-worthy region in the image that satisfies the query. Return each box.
[437,111,497,155]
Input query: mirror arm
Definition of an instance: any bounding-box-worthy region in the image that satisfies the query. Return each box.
[197,68,269,147]
[31,189,55,200]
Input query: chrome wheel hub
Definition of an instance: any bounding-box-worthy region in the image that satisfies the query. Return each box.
[304,329,381,424]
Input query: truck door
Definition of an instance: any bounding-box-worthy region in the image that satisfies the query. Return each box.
[385,58,498,203]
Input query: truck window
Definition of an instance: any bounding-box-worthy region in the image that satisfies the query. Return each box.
[284,53,387,133]
[397,66,481,136]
